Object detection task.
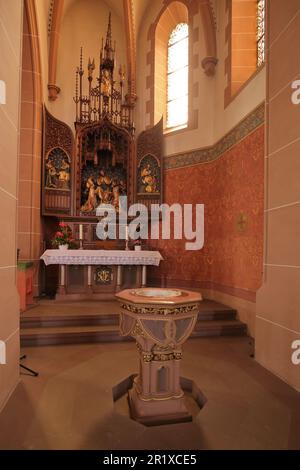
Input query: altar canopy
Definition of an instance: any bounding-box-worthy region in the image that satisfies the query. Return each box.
[41,249,163,266]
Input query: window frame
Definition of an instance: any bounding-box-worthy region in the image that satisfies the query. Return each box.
[256,0,266,67]
[166,22,189,132]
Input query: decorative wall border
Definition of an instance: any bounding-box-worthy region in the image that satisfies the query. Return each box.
[148,278,257,303]
[165,102,265,170]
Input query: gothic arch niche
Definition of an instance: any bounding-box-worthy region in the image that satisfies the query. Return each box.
[75,119,133,216]
[157,366,169,393]
[45,147,71,191]
[42,108,74,215]
[137,154,161,196]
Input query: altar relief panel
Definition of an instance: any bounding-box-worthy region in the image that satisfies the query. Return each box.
[42,13,164,244]
[42,108,74,215]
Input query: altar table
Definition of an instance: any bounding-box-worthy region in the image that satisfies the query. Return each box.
[40,249,163,300]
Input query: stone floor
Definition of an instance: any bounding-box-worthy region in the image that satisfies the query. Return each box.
[0,337,299,450]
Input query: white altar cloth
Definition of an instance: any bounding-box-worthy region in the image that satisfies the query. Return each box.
[40,249,163,267]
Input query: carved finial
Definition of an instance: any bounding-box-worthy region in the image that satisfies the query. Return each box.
[75,68,79,98]
[88,57,95,80]
[105,12,112,50]
[80,47,83,71]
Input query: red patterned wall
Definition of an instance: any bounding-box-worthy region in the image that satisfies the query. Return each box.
[150,125,264,301]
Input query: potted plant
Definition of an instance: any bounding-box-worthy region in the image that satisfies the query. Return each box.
[52,222,74,250]
[132,239,142,251]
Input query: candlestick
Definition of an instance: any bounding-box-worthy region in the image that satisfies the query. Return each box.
[79,224,83,241]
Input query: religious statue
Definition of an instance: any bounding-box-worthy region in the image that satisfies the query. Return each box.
[45,148,71,191]
[57,160,70,190]
[112,181,120,210]
[80,176,97,212]
[80,167,126,213]
[102,69,112,98]
[141,163,157,193]
[137,155,161,196]
[46,160,58,188]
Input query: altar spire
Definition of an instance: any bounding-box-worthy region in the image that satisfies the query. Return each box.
[73,12,134,130]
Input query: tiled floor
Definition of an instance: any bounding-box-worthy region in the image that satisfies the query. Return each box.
[0,337,299,450]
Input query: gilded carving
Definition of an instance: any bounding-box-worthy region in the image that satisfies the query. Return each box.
[95,266,112,284]
[142,353,153,363]
[45,148,70,190]
[131,321,145,338]
[121,302,198,316]
[138,155,160,195]
[80,163,126,213]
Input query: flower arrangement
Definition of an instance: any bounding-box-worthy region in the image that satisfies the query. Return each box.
[51,222,75,248]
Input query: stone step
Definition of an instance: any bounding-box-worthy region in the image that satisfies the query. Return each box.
[20,313,119,329]
[20,299,246,347]
[20,319,246,347]
[20,325,130,347]
[192,319,247,337]
[20,299,238,329]
[197,309,237,321]
[21,309,237,329]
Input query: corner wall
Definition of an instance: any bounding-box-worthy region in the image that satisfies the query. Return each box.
[149,106,264,336]
[256,0,300,391]
[17,0,43,297]
[0,0,23,411]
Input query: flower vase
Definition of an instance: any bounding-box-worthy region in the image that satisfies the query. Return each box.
[59,244,69,250]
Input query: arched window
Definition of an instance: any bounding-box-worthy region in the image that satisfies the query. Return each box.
[167,23,189,130]
[228,0,265,101]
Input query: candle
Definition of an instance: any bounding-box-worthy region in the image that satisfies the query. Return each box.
[125,225,129,241]
[79,224,83,241]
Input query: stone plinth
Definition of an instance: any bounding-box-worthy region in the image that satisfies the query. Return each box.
[115,288,202,425]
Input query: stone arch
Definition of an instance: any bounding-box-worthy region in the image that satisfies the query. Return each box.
[18,0,43,296]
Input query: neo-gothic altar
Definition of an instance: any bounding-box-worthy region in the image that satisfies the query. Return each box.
[41,14,164,298]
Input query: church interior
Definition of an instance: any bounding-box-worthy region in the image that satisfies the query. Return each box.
[0,0,300,451]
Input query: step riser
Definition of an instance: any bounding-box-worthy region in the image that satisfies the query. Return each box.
[21,334,133,347]
[21,325,246,347]
[21,317,119,329]
[197,312,236,321]
[192,328,246,338]
[20,311,237,329]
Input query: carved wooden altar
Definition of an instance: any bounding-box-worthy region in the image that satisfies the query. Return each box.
[41,14,164,296]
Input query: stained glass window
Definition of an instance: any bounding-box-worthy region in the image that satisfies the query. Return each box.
[167,23,189,129]
[257,0,265,67]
